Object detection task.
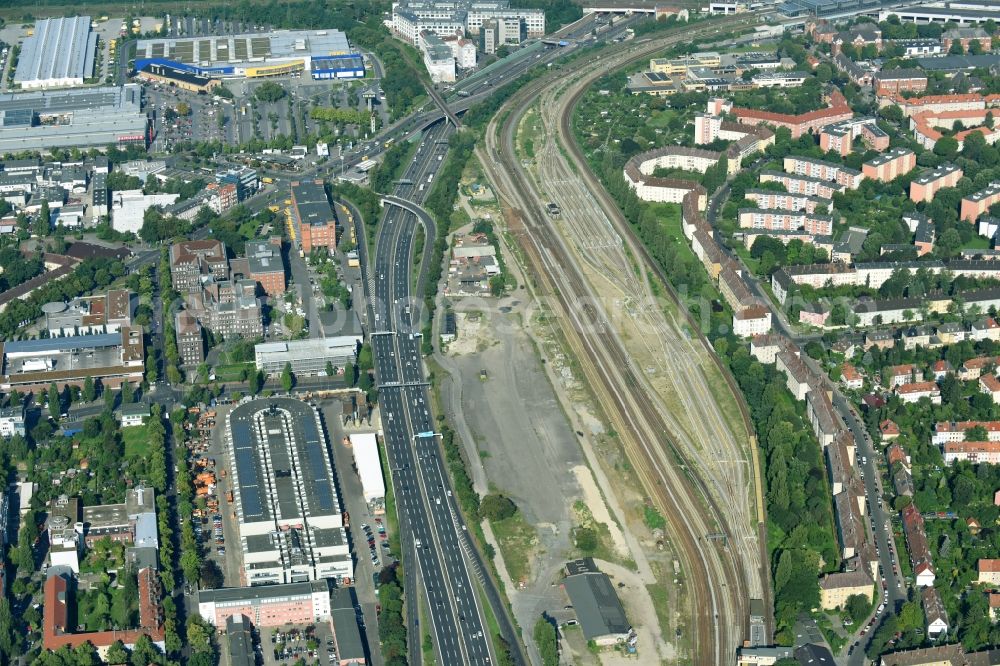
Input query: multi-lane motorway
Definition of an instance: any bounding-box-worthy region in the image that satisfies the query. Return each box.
[370,121,505,665]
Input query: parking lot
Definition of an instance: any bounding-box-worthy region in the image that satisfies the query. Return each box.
[260,622,339,666]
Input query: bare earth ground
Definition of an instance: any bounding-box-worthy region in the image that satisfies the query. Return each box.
[434,169,680,663]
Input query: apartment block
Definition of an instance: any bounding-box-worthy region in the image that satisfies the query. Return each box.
[862,148,916,183]
[759,170,843,198]
[819,117,889,157]
[961,182,1000,223]
[738,208,835,235]
[743,189,829,214]
[910,163,963,203]
[783,156,863,189]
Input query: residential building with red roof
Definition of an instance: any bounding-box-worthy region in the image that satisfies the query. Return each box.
[980,559,1000,586]
[933,421,1000,445]
[841,363,863,390]
[896,381,941,404]
[944,441,1000,465]
[902,505,935,587]
[731,89,853,139]
[43,567,165,653]
[981,374,1000,403]
[881,420,901,440]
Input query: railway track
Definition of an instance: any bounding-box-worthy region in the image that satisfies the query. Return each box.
[479,16,767,663]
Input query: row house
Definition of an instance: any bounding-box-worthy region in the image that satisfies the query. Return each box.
[862,147,916,183]
[922,587,949,639]
[776,347,812,401]
[883,92,986,118]
[743,189,830,214]
[943,441,1000,464]
[910,108,1000,152]
[729,89,854,139]
[624,158,708,207]
[932,421,1000,446]
[690,228,724,280]
[799,301,831,327]
[826,432,853,494]
[961,182,1000,223]
[737,208,835,235]
[895,381,941,404]
[833,490,864,560]
[852,296,923,326]
[758,170,843,199]
[910,163,963,204]
[749,333,782,364]
[941,27,992,53]
[808,384,842,447]
[743,230,833,255]
[783,155,863,189]
[733,305,772,338]
[902,505,936,587]
[892,38,942,57]
[872,68,928,96]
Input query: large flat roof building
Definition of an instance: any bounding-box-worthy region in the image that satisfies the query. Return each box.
[198,580,332,627]
[14,17,97,89]
[391,0,545,44]
[255,336,361,376]
[225,398,350,586]
[0,328,144,392]
[135,30,364,80]
[0,85,147,152]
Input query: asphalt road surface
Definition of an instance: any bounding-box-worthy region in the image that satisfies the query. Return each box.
[371,121,498,665]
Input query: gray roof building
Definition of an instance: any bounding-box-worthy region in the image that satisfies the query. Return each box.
[14,16,97,89]
[0,85,147,152]
[563,559,631,644]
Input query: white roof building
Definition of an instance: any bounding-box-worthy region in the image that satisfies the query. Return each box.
[111,190,179,234]
[349,433,385,504]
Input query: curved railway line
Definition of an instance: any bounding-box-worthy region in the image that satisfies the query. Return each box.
[478,16,769,663]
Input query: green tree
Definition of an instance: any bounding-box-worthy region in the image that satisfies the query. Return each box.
[934,135,960,159]
[254,81,286,103]
[534,616,559,666]
[845,593,871,624]
[965,424,989,441]
[48,382,61,420]
[105,641,129,665]
[82,375,96,403]
[249,370,263,395]
[325,360,335,377]
[574,527,598,553]
[480,494,517,521]
[34,200,50,236]
[281,362,295,392]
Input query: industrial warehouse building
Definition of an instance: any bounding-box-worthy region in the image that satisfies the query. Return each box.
[0,328,145,392]
[135,30,365,80]
[562,559,633,647]
[254,336,362,376]
[14,16,97,89]
[0,85,147,152]
[224,398,351,586]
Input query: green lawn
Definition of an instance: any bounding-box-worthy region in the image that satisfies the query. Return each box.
[964,234,991,250]
[122,424,151,459]
[490,511,537,586]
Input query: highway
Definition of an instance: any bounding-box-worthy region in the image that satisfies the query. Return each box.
[480,15,767,665]
[370,121,506,665]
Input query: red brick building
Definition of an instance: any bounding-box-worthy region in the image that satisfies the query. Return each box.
[44,568,165,652]
[290,180,339,253]
[873,69,927,96]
